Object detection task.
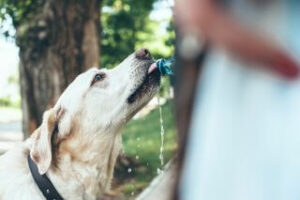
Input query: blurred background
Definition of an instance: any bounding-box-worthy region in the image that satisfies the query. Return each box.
[0,0,176,199]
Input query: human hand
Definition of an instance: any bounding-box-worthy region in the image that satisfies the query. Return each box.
[174,0,299,79]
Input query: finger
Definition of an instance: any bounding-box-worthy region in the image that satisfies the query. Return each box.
[269,52,299,79]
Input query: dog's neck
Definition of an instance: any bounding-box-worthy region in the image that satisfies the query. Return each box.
[45,131,122,199]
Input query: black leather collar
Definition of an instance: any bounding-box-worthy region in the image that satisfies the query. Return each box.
[27,155,63,200]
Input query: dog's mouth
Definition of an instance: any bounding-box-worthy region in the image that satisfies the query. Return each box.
[127,62,161,104]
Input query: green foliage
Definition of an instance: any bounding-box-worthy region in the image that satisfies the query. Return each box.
[0,96,11,107]
[0,96,20,108]
[0,0,44,37]
[101,0,175,68]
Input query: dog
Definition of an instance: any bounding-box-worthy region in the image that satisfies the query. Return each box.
[0,48,161,200]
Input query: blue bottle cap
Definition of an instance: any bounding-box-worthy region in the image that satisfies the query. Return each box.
[157,58,174,76]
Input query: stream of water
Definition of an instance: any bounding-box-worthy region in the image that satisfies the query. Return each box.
[158,96,165,167]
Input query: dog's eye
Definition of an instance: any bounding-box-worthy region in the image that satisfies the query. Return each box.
[94,73,104,81]
[94,73,105,82]
[91,73,105,86]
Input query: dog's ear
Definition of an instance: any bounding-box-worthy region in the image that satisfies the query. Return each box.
[30,108,63,175]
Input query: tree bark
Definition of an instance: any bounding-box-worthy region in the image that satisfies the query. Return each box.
[17,0,101,137]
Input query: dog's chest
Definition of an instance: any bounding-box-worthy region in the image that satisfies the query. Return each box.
[53,134,122,199]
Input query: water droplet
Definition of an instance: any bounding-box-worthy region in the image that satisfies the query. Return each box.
[157,168,164,175]
[128,168,132,173]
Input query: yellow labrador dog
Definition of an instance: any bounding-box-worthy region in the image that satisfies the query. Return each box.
[0,49,161,200]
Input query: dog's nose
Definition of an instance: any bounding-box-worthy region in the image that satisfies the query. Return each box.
[135,48,151,59]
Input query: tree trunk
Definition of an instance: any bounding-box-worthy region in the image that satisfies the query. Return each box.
[17,0,101,138]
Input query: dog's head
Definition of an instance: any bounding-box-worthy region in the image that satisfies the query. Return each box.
[30,49,161,174]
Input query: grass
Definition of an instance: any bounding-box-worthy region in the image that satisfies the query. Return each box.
[117,100,177,198]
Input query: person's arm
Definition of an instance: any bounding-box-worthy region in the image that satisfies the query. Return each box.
[175,0,299,78]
